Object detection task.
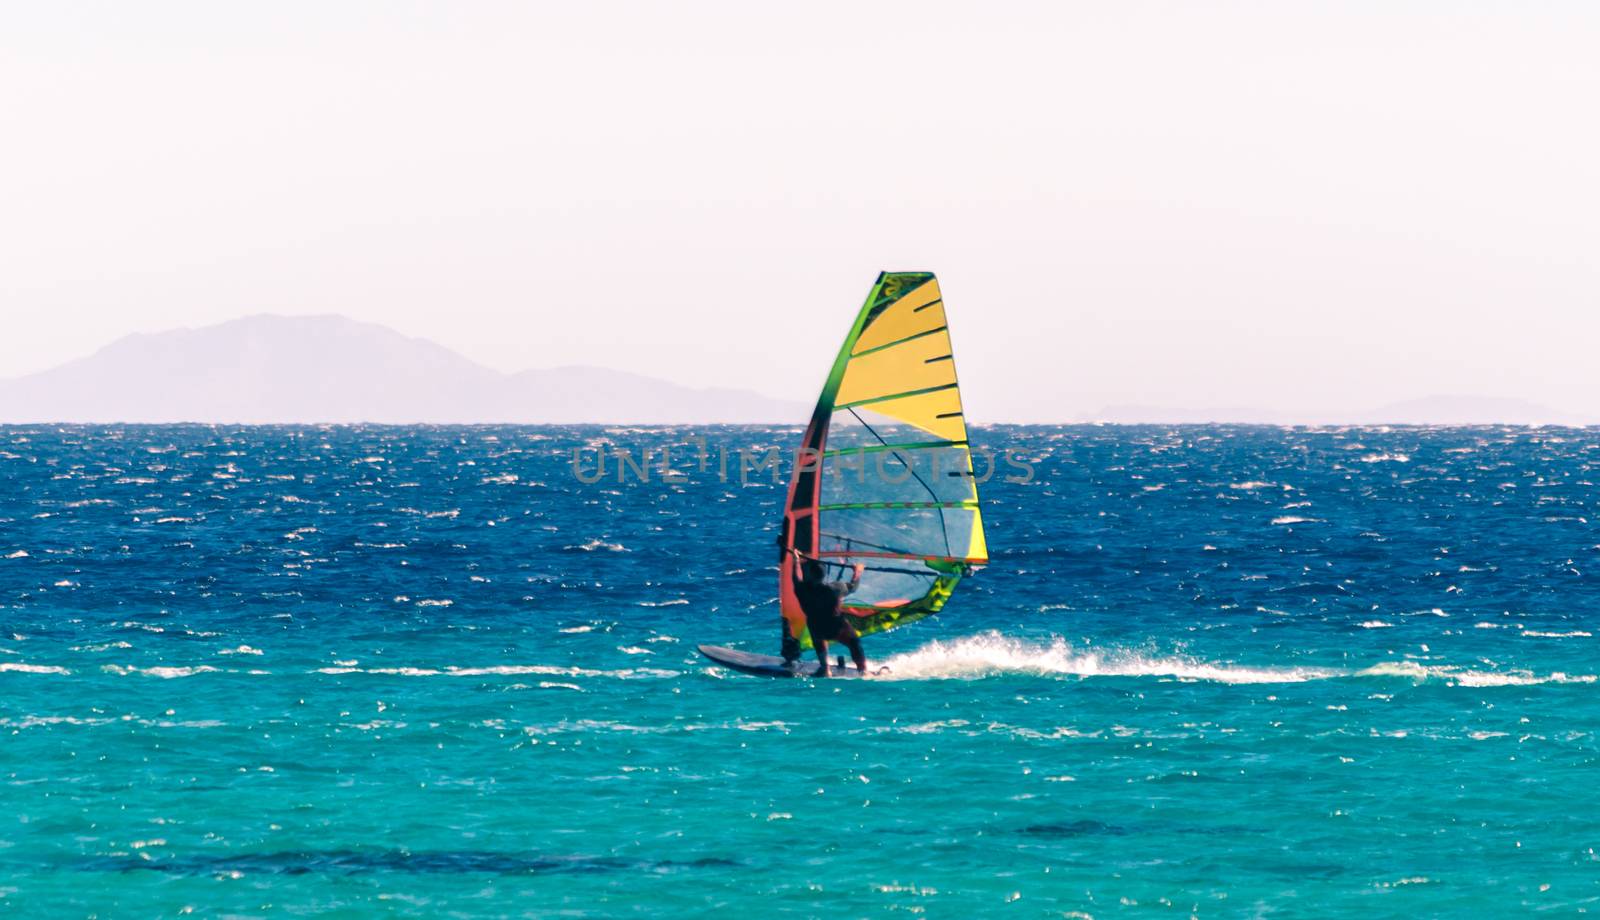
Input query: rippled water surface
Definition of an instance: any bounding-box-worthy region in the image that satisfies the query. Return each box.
[3,424,1599,916]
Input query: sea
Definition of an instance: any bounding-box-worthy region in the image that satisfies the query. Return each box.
[2,424,1598,917]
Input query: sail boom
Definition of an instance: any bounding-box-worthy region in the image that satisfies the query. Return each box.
[816,549,985,564]
[817,500,979,511]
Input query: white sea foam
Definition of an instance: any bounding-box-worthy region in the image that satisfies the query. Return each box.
[314,664,676,679]
[1354,661,1595,686]
[72,641,133,652]
[879,633,1338,684]
[568,539,627,552]
[102,665,221,678]
[876,633,1595,687]
[2,714,111,728]
[0,662,69,674]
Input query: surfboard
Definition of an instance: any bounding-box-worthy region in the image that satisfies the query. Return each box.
[698,645,882,679]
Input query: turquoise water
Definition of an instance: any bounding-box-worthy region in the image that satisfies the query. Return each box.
[3,425,1598,916]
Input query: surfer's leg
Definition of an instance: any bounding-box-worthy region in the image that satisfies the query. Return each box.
[812,637,831,677]
[837,623,866,673]
[780,619,800,664]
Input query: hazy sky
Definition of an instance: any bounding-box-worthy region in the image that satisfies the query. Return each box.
[3,2,1597,420]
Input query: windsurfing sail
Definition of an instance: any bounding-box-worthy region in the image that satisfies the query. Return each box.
[779,271,987,648]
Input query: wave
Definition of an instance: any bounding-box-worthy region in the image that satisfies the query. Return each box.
[875,633,1595,686]
[564,539,627,553]
[15,637,1589,689]
[68,848,737,878]
[314,664,676,679]
[102,664,221,678]
[879,633,1338,684]
[0,662,70,675]
[1353,661,1595,686]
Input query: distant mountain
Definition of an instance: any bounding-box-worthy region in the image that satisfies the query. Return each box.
[7,317,1589,427]
[1089,395,1594,426]
[0,314,806,424]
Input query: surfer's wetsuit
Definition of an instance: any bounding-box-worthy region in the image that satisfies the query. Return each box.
[788,560,867,676]
[793,575,854,640]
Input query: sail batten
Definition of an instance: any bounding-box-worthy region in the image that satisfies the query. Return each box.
[821,439,967,457]
[779,272,986,648]
[850,325,950,358]
[836,382,961,411]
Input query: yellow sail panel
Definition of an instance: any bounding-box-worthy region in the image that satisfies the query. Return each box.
[967,508,989,562]
[851,280,946,355]
[843,387,967,442]
[834,330,957,408]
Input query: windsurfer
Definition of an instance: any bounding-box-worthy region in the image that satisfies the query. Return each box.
[787,548,867,677]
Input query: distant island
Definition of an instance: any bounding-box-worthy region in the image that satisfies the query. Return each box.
[1,314,1590,426]
[0,315,806,424]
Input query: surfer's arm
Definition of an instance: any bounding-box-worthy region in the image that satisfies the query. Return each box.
[832,564,864,598]
[787,550,805,592]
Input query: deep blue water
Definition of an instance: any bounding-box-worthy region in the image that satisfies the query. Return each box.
[2,424,1598,916]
